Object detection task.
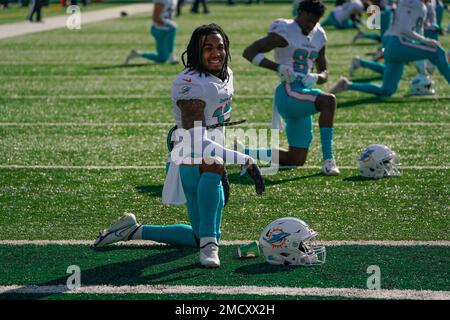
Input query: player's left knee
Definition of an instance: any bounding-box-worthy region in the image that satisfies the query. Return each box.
[317,93,336,111]
[200,156,225,176]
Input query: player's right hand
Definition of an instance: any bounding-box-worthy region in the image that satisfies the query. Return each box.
[301,73,319,88]
[277,65,300,83]
[245,159,265,195]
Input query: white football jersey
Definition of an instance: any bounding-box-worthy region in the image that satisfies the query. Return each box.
[425,0,437,29]
[333,0,364,24]
[385,0,427,37]
[154,0,177,22]
[171,68,234,130]
[269,18,327,75]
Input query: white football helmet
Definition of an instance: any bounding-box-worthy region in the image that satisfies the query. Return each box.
[410,74,435,96]
[358,144,401,179]
[259,217,326,266]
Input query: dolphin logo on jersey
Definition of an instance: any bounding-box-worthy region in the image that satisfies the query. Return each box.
[263,227,291,248]
[179,85,191,95]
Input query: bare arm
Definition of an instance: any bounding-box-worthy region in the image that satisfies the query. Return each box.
[176,99,206,129]
[152,3,165,25]
[242,33,288,72]
[314,46,329,84]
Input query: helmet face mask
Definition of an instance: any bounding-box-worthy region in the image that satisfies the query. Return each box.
[358,144,401,179]
[410,74,436,96]
[259,217,326,266]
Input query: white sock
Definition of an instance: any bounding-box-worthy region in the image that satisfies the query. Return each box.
[200,237,217,247]
[131,225,143,240]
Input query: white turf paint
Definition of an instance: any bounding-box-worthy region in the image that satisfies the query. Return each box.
[0,4,154,40]
[1,95,274,99]
[0,165,448,170]
[5,95,450,100]
[0,284,449,300]
[1,240,448,299]
[0,240,449,246]
[0,122,448,127]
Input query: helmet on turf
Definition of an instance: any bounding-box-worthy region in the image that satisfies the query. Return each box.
[410,74,435,96]
[259,217,326,266]
[358,144,400,179]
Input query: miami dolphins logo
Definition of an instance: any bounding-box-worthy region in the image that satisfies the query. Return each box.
[263,227,290,248]
[179,85,191,95]
[359,148,375,162]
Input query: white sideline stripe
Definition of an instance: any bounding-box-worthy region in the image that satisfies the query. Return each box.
[0,122,448,127]
[0,285,449,299]
[0,165,448,170]
[0,240,449,246]
[5,95,449,100]
[1,95,275,100]
[0,4,154,40]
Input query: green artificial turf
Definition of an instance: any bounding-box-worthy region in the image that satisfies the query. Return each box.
[0,3,449,300]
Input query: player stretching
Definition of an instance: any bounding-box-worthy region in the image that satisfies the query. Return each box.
[320,0,365,29]
[95,24,265,268]
[329,0,450,97]
[125,0,179,64]
[243,0,339,175]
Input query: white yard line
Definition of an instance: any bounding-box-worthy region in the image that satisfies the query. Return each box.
[0,122,448,127]
[4,94,449,100]
[0,165,448,170]
[0,284,448,299]
[1,95,275,99]
[0,240,449,246]
[0,4,154,40]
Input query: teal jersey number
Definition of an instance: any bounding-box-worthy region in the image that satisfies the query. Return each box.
[293,49,319,75]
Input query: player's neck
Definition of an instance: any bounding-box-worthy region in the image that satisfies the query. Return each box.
[294,18,308,36]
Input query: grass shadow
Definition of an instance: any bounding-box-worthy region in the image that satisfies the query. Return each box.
[227,170,324,187]
[0,245,202,300]
[343,175,376,182]
[135,184,163,198]
[234,262,299,275]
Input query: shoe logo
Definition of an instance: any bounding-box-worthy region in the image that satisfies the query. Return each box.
[183,78,192,83]
[114,225,133,238]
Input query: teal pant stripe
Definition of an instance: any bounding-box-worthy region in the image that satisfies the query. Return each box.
[142,24,176,63]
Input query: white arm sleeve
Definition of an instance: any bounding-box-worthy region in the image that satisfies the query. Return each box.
[190,127,252,165]
[171,126,252,165]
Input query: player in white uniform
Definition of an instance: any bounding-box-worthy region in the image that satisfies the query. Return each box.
[125,0,179,65]
[330,0,450,97]
[243,0,339,175]
[321,0,365,29]
[94,24,265,268]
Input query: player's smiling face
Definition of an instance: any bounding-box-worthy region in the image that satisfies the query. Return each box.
[201,33,226,76]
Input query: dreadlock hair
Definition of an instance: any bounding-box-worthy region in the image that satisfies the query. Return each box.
[298,0,327,18]
[181,23,231,82]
